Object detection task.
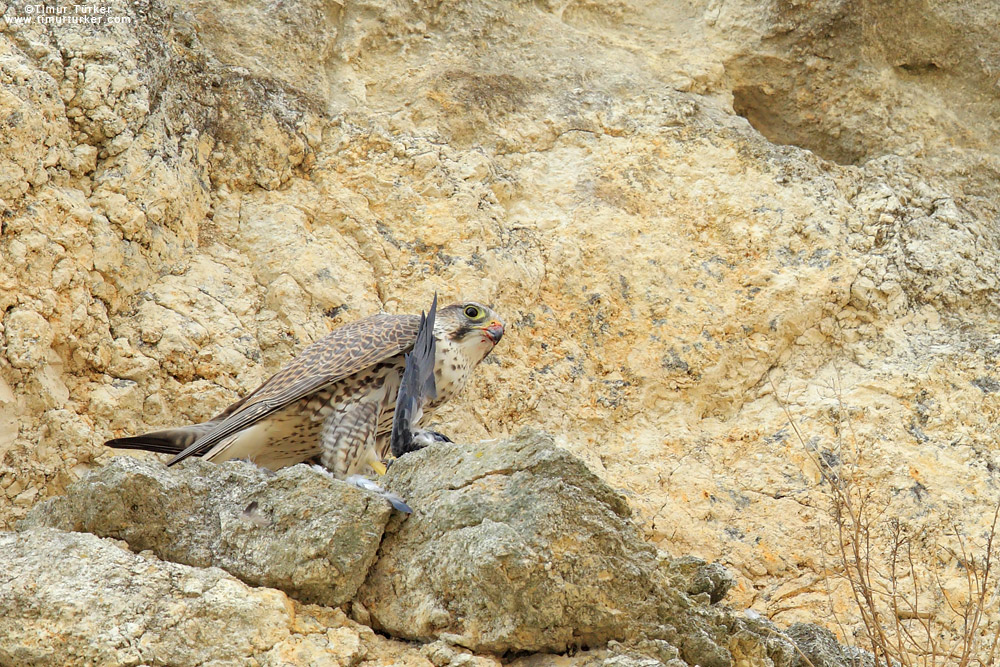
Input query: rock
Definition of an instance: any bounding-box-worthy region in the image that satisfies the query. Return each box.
[422,640,503,667]
[602,640,688,667]
[664,556,737,605]
[0,527,293,666]
[505,641,693,667]
[784,623,875,667]
[0,528,453,667]
[20,457,392,606]
[18,433,800,665]
[360,429,667,653]
[2,309,53,370]
[360,430,795,665]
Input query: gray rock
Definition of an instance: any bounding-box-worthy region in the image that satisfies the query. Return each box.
[359,429,788,665]
[0,528,293,666]
[505,645,684,667]
[20,457,391,606]
[603,640,688,667]
[663,556,737,605]
[360,428,665,653]
[785,623,876,667]
[16,434,801,666]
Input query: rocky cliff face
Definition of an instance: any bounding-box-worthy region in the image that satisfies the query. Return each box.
[2,0,1000,664]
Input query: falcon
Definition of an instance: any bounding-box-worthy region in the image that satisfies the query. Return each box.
[106,298,505,479]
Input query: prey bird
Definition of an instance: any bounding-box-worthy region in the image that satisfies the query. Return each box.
[390,293,450,459]
[106,298,505,481]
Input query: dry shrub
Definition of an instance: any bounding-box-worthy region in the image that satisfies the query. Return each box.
[771,372,1000,667]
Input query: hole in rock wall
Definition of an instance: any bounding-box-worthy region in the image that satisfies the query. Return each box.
[731,81,866,166]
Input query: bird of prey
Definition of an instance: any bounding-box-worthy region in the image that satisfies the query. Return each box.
[106,298,505,481]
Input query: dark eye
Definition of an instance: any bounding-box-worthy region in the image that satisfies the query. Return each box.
[464,305,483,319]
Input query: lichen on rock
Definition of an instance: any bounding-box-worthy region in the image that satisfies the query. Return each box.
[361,429,681,654]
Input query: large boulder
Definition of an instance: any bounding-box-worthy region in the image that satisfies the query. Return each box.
[360,430,794,666]
[0,527,458,667]
[21,457,391,606]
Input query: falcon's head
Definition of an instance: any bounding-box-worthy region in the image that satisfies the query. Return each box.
[435,301,505,366]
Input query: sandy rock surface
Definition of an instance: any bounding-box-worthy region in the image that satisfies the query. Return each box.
[3,0,1000,661]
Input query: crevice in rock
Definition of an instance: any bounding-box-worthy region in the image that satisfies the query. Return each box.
[731,83,864,166]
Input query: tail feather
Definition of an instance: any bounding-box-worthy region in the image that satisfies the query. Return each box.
[105,425,212,456]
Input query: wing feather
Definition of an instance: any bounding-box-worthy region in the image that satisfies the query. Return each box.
[167,312,421,466]
[390,294,438,458]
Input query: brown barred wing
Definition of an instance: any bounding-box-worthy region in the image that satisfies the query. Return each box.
[166,313,422,465]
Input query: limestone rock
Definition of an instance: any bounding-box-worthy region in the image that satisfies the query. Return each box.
[663,556,738,606]
[0,527,455,667]
[21,457,392,606]
[0,527,293,666]
[508,641,689,667]
[17,432,800,665]
[2,309,54,370]
[360,429,663,652]
[4,0,1000,656]
[361,430,794,666]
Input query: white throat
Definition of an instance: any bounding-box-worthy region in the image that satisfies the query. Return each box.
[431,334,493,405]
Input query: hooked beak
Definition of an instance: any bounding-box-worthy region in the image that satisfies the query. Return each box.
[481,320,504,345]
